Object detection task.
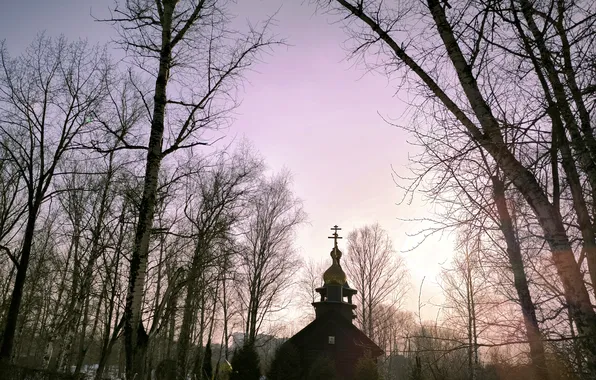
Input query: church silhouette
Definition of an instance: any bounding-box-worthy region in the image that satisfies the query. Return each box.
[283,225,383,379]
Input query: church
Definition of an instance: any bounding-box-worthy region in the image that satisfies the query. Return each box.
[283,226,383,379]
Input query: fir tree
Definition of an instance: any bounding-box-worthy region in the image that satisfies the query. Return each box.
[230,343,260,380]
[202,339,213,380]
[267,343,301,380]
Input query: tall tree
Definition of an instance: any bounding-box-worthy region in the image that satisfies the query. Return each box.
[0,134,25,275]
[202,339,213,380]
[491,174,550,379]
[0,134,25,331]
[176,149,262,380]
[344,223,409,340]
[0,36,109,361]
[236,171,306,344]
[440,240,485,380]
[102,1,277,377]
[296,258,326,321]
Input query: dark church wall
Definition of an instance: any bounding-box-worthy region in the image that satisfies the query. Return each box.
[302,347,369,379]
[288,317,380,379]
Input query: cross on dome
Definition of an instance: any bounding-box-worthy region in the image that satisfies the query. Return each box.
[328,225,342,248]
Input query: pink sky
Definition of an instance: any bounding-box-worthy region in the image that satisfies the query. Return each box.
[0,0,454,318]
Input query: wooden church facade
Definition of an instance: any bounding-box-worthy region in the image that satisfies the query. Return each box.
[283,226,383,379]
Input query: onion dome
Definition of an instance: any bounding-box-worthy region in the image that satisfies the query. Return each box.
[323,251,347,285]
[323,231,347,286]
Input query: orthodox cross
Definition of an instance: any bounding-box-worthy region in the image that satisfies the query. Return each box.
[328,225,342,247]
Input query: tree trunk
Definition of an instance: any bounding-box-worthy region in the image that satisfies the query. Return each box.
[0,264,16,324]
[177,265,200,380]
[95,317,123,380]
[25,297,42,359]
[492,175,550,380]
[222,277,230,360]
[511,0,596,293]
[95,352,111,380]
[74,291,101,376]
[166,294,177,360]
[0,206,38,362]
[96,212,125,380]
[465,252,476,380]
[124,3,174,379]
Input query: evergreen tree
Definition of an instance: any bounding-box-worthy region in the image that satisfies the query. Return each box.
[267,343,301,380]
[354,356,381,380]
[156,359,177,380]
[195,339,213,380]
[230,343,260,380]
[202,340,213,380]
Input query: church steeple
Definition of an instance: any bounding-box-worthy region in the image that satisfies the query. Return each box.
[313,225,357,321]
[323,225,347,285]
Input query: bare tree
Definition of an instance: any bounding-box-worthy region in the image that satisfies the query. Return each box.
[0,35,109,361]
[344,223,409,341]
[296,258,326,321]
[374,306,416,380]
[410,322,470,380]
[317,0,596,372]
[235,171,306,345]
[395,129,552,379]
[440,238,488,380]
[176,148,262,380]
[0,135,25,274]
[101,1,278,377]
[0,135,25,329]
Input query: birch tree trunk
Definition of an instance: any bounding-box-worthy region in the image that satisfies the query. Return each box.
[122,2,174,377]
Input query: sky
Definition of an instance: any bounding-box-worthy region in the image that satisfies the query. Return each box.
[0,0,455,319]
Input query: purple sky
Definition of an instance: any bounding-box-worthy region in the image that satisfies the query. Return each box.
[0,0,453,317]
